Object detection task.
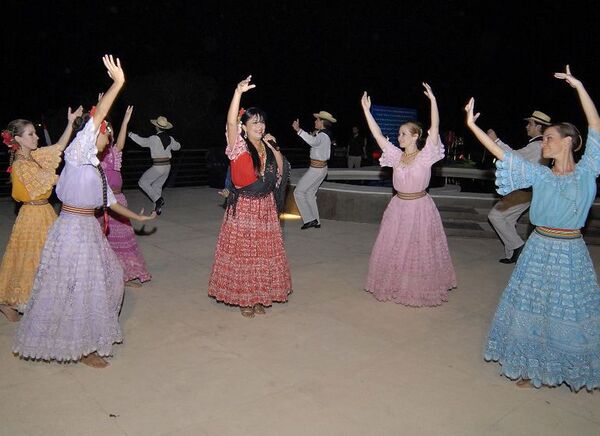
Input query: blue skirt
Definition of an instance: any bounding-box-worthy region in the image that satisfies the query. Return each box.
[484,230,600,391]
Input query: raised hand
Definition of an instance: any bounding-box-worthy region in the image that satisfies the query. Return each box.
[68,105,83,123]
[292,119,300,132]
[123,105,134,123]
[102,54,125,85]
[464,98,481,127]
[422,82,435,101]
[361,92,371,111]
[554,65,582,89]
[236,75,256,94]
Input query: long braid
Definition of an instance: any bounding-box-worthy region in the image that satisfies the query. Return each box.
[96,164,110,235]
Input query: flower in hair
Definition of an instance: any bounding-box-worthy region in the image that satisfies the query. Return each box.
[237,108,246,123]
[2,130,15,149]
[89,105,108,134]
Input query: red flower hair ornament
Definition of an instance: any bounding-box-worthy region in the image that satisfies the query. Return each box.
[237,107,246,123]
[89,106,109,135]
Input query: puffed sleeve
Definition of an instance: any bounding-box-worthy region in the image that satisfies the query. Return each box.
[225,124,247,161]
[495,151,546,195]
[13,144,63,198]
[576,127,600,177]
[64,118,99,166]
[378,139,402,167]
[419,134,445,165]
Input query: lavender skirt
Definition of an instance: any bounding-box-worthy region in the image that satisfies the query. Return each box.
[14,212,124,361]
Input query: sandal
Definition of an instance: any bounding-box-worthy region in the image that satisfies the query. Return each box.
[253,304,265,315]
[240,306,255,318]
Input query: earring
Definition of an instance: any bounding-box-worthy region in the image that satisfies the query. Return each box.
[243,131,247,139]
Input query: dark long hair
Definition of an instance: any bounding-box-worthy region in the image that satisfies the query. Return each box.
[240,107,267,176]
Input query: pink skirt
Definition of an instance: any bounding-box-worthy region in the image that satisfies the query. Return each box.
[99,193,151,283]
[365,195,456,306]
[208,193,292,307]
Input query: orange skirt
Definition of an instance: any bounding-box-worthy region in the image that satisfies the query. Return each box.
[0,203,57,309]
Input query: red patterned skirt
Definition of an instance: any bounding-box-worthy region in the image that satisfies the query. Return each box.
[208,193,292,307]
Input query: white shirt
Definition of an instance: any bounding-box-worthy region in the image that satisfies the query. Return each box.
[297,130,331,161]
[497,136,548,165]
[128,132,181,159]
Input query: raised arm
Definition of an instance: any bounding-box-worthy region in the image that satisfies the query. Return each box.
[360,92,388,151]
[93,55,125,131]
[53,105,83,151]
[555,65,600,132]
[465,98,505,161]
[423,83,439,138]
[227,75,255,146]
[115,105,133,151]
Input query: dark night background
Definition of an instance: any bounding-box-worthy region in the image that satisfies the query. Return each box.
[2,1,600,156]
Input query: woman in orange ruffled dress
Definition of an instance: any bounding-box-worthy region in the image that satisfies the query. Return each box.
[0,107,82,321]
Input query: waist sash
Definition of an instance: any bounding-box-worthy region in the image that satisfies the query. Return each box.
[396,191,427,200]
[535,226,581,239]
[153,158,171,166]
[61,204,96,216]
[22,199,49,205]
[310,159,327,169]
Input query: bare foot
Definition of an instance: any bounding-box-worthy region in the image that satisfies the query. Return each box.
[125,280,142,288]
[253,304,265,315]
[81,353,109,368]
[0,305,21,322]
[516,379,532,388]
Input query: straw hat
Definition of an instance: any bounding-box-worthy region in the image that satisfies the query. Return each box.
[313,111,337,123]
[150,116,173,130]
[524,110,551,126]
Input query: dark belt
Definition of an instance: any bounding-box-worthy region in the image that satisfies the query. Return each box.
[310,159,327,168]
[396,191,427,200]
[153,158,171,166]
[535,226,581,239]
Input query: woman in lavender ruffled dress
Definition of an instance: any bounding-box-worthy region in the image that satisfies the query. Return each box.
[14,55,156,368]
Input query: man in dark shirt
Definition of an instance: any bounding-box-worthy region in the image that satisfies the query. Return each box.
[347,126,366,168]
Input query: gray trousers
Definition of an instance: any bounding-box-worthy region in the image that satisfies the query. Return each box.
[138,165,171,202]
[348,155,362,168]
[294,166,328,224]
[488,189,532,258]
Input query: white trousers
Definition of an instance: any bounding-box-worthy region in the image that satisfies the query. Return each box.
[138,165,171,202]
[488,189,532,258]
[294,166,327,224]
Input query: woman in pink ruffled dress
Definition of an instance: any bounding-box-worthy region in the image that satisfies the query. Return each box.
[361,83,456,306]
[98,105,151,286]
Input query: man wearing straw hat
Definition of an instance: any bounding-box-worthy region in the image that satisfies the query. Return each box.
[292,110,336,229]
[129,115,181,215]
[486,110,551,264]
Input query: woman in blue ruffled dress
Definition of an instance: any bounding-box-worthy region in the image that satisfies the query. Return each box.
[465,66,600,391]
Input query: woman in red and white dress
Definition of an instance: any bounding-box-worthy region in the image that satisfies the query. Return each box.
[208,75,292,318]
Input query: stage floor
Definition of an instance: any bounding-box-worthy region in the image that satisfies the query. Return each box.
[1,186,599,436]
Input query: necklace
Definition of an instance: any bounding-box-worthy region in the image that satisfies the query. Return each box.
[399,149,419,166]
[556,176,578,216]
